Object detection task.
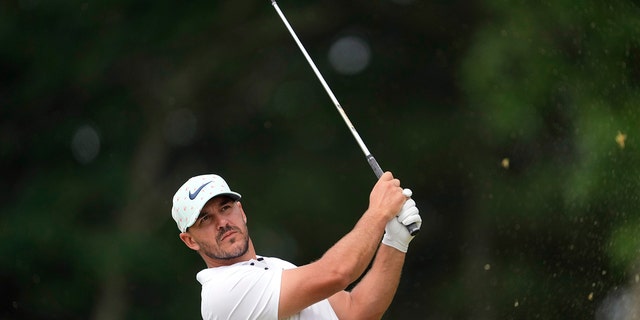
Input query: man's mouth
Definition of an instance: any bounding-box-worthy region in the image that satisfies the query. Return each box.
[219,230,237,242]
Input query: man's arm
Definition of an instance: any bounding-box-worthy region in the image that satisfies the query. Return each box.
[278,172,406,319]
[328,244,405,320]
[328,197,421,319]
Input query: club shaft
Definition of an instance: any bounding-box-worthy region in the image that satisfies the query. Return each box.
[271,0,419,235]
[271,1,374,161]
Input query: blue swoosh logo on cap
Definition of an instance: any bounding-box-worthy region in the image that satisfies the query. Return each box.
[189,181,212,200]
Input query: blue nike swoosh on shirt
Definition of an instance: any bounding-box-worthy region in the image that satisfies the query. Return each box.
[189,181,212,200]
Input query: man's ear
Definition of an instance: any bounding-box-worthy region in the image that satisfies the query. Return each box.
[179,232,200,251]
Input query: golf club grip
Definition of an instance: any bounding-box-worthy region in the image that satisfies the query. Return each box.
[367,154,385,179]
[367,155,420,236]
[406,222,420,236]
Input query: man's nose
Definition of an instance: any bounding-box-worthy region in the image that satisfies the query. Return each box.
[216,218,230,230]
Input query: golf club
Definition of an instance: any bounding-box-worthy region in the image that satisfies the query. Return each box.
[271,0,420,235]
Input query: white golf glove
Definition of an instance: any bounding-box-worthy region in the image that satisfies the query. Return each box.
[382,191,422,253]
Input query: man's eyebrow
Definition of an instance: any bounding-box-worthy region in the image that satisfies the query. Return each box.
[198,198,235,219]
[219,198,233,206]
[196,211,208,220]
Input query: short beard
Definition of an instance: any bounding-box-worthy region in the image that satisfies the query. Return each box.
[202,227,250,260]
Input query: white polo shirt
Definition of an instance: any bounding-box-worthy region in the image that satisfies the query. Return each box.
[196,256,339,320]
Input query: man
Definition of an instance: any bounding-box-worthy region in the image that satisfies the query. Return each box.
[172,172,421,319]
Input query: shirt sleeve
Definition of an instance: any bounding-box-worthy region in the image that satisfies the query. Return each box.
[199,266,282,320]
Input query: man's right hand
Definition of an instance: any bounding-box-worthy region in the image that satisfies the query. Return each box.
[368,172,407,222]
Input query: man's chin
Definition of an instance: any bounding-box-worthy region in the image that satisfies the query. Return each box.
[207,240,249,261]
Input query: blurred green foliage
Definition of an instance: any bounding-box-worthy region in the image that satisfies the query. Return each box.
[1,0,639,319]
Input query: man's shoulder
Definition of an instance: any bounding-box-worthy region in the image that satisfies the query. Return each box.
[198,259,283,319]
[195,256,293,285]
[261,256,297,269]
[196,263,250,284]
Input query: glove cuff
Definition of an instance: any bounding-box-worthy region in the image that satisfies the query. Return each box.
[382,233,409,253]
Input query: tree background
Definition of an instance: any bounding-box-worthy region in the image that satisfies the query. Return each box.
[2,0,639,319]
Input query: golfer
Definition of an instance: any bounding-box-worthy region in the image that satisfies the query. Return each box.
[172,172,421,319]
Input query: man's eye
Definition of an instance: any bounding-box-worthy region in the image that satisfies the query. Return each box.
[221,205,231,212]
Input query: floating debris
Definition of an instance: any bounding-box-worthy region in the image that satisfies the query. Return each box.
[615,131,627,149]
[501,158,510,169]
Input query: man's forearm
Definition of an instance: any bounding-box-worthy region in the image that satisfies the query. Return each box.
[319,210,389,285]
[347,244,406,319]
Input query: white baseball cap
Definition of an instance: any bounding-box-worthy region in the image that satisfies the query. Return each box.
[172,174,242,232]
